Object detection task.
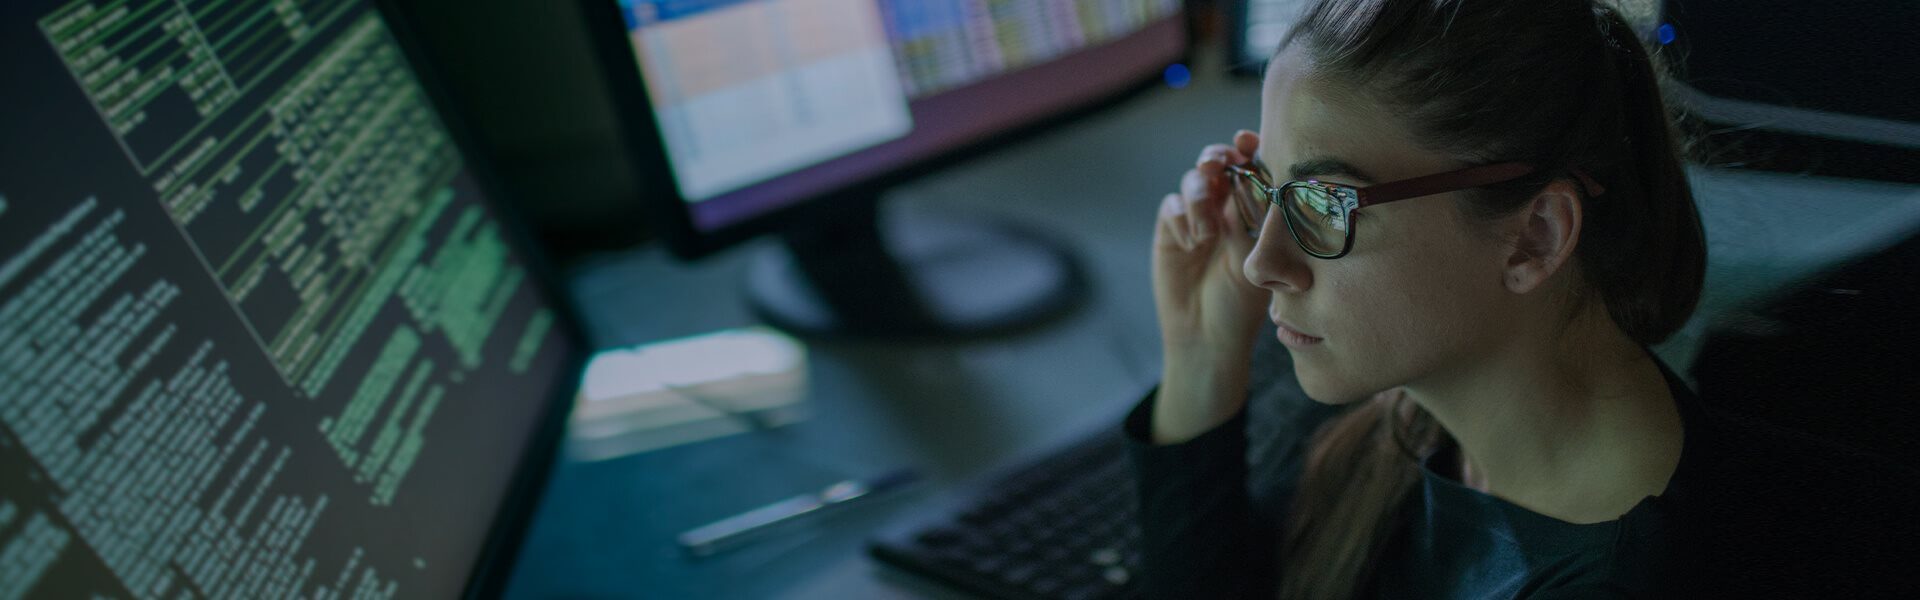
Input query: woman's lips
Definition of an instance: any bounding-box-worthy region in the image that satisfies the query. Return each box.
[1273,320,1325,348]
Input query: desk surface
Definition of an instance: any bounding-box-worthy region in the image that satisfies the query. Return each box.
[498,60,1920,599]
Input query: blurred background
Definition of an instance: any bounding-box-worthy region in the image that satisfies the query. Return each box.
[376,0,1920,596]
[1,0,1913,598]
[402,0,1915,264]
[405,1,1914,597]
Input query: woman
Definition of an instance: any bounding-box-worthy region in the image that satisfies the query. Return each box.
[1129,0,1706,596]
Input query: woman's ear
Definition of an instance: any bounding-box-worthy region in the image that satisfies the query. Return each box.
[1503,179,1583,293]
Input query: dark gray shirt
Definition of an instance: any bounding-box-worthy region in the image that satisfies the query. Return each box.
[1123,325,1919,598]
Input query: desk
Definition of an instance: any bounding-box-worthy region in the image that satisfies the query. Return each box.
[500,61,1265,599]
[497,58,1920,598]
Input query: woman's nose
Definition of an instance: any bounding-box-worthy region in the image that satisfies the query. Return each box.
[1244,211,1313,293]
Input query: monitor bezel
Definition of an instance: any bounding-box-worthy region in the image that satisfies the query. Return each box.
[1226,0,1265,76]
[374,2,595,597]
[577,0,1195,260]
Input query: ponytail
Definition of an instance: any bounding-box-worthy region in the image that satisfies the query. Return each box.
[1584,5,1707,345]
[1279,392,1440,599]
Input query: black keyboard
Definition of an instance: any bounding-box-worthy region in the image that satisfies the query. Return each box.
[869,427,1142,600]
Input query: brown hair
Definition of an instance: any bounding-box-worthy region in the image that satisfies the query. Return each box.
[1274,1,1707,597]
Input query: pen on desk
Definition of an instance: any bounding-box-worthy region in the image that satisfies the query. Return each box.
[677,468,921,557]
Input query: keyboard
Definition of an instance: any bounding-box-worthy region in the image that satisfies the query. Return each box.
[868,427,1142,600]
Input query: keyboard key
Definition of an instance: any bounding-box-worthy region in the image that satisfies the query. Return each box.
[969,555,1008,575]
[988,522,1021,541]
[914,526,965,547]
[1063,586,1110,600]
[1001,563,1041,586]
[1013,507,1044,526]
[1032,576,1067,596]
[958,502,1006,526]
[1043,545,1070,563]
[1006,539,1037,557]
[870,428,1142,600]
[1089,547,1122,566]
[1038,496,1069,516]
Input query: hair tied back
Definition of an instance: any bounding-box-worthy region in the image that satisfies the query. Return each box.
[1592,4,1638,55]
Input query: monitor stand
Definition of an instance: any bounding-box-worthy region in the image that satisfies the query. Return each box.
[746,200,1087,339]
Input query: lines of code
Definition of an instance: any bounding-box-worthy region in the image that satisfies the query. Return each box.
[38,0,355,174]
[0,199,396,598]
[41,3,484,400]
[2,0,570,597]
[0,510,69,599]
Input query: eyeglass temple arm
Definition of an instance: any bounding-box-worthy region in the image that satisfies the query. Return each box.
[1353,162,1537,208]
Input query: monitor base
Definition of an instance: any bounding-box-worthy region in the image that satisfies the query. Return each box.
[746,205,1087,339]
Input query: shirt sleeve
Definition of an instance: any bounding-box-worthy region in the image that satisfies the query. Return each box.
[1123,388,1275,600]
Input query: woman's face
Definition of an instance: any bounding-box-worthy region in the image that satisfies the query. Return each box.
[1245,49,1522,405]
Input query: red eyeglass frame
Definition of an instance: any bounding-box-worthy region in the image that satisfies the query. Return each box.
[1227,161,1605,259]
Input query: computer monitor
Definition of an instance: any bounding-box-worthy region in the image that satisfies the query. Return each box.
[0,1,586,597]
[582,0,1190,337]
[1227,0,1308,74]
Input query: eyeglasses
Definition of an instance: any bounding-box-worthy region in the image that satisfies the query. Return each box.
[1225,160,1542,259]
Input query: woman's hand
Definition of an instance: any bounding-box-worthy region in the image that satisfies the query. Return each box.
[1150,130,1269,444]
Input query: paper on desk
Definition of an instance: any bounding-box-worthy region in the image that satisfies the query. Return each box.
[567,327,809,461]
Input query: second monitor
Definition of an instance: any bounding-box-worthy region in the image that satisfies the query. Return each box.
[584,0,1189,337]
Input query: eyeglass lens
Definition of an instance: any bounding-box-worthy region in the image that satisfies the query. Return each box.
[1281,184,1346,257]
[1232,167,1350,257]
[1230,170,1269,235]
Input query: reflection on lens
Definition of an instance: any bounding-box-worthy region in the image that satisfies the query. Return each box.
[1283,185,1345,256]
[1233,173,1267,231]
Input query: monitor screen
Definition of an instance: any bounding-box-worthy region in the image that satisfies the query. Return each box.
[1233,0,1309,71]
[611,0,1186,233]
[1,1,580,597]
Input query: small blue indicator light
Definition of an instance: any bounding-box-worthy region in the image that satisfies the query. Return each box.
[1164,63,1192,89]
[1656,24,1676,45]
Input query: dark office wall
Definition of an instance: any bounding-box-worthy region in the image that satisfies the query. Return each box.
[1662,0,1920,183]
[400,0,654,260]
[1666,0,1918,124]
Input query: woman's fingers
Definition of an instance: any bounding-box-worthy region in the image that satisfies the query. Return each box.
[1197,143,1235,168]
[1233,130,1259,160]
[1198,140,1249,196]
[1200,133,1258,168]
[1158,193,1190,251]
[1165,133,1262,255]
[1180,168,1218,245]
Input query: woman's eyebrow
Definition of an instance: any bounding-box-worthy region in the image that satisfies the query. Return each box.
[1288,157,1376,183]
